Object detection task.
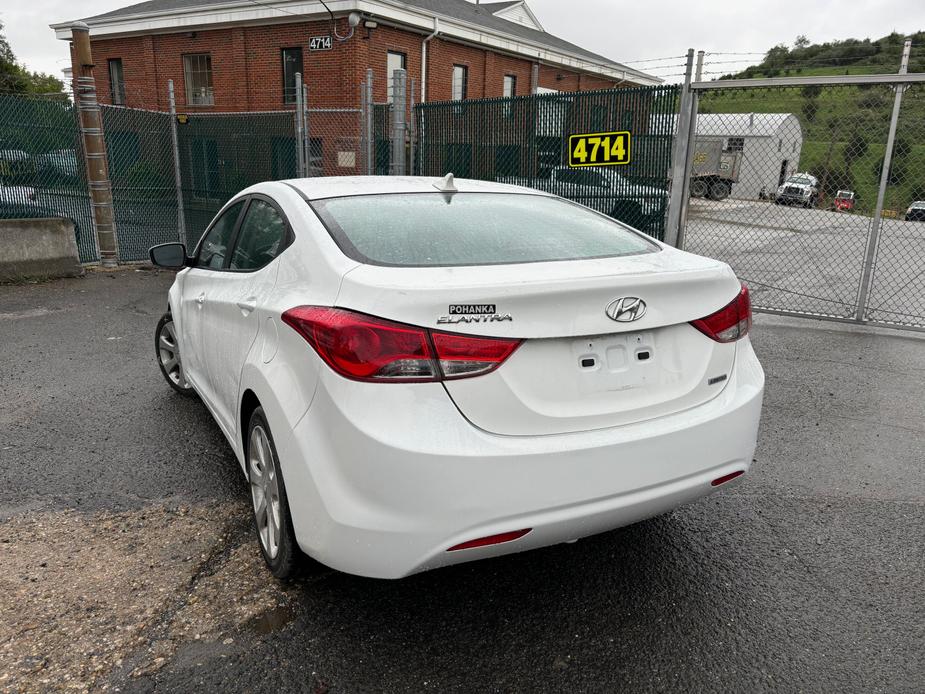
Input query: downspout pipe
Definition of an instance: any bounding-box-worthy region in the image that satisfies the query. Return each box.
[421,17,439,102]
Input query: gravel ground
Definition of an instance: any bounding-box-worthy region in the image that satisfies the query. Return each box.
[1,270,923,693]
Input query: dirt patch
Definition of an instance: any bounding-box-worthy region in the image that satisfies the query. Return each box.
[0,501,297,692]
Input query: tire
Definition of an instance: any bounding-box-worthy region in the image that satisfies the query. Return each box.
[708,180,731,200]
[246,406,302,579]
[690,179,708,198]
[155,312,195,396]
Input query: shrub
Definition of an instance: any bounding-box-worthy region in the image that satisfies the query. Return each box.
[802,100,819,123]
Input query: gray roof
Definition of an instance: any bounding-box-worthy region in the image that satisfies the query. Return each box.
[82,0,651,80]
[651,112,801,138]
[479,1,523,10]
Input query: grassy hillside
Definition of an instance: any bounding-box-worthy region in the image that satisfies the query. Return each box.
[699,33,925,214]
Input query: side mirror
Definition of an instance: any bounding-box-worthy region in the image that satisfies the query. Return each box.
[149,242,189,269]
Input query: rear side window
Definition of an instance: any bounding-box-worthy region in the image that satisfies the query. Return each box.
[196,200,244,269]
[310,193,657,267]
[229,199,288,271]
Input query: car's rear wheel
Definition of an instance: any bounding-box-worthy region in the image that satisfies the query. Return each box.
[247,407,301,579]
[155,313,195,395]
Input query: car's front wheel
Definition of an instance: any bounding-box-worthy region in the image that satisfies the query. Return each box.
[155,312,195,395]
[247,406,301,578]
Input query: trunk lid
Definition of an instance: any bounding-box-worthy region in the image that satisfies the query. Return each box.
[335,247,742,435]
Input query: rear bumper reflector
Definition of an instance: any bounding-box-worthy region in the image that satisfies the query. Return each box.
[447,528,531,552]
[711,470,745,487]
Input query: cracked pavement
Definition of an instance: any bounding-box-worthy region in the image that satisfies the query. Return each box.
[1,270,923,692]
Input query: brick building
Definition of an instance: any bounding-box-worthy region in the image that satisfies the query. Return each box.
[51,0,659,111]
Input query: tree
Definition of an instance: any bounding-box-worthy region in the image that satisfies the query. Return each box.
[794,35,811,49]
[801,84,822,99]
[844,131,869,167]
[0,21,64,94]
[802,99,819,123]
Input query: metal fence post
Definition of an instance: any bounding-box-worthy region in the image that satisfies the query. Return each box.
[365,69,374,175]
[409,77,417,176]
[855,39,912,321]
[71,22,119,266]
[390,69,407,175]
[664,49,695,248]
[166,80,187,244]
[302,83,311,176]
[294,72,305,177]
[676,50,704,250]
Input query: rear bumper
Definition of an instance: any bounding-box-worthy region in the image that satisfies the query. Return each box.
[278,339,764,579]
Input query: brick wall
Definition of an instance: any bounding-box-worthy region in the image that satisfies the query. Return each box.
[83,21,621,112]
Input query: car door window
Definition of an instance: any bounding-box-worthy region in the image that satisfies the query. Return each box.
[229,199,288,271]
[196,201,244,269]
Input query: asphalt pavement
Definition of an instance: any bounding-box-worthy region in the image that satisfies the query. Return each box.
[1,270,923,693]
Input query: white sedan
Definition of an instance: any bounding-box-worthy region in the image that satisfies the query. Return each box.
[149,175,764,579]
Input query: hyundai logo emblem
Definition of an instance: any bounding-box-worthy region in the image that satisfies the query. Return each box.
[605,297,647,322]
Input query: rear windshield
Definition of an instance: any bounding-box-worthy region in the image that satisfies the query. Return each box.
[309,193,658,267]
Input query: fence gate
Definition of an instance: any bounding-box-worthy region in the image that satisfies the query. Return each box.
[414,85,680,240]
[676,69,925,330]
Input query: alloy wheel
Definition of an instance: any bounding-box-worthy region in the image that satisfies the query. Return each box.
[249,425,282,559]
[157,319,191,390]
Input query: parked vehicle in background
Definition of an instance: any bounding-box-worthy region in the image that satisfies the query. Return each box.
[905,201,925,222]
[499,165,669,231]
[0,182,37,204]
[775,173,819,208]
[688,140,741,201]
[0,182,81,245]
[34,149,80,180]
[0,149,31,178]
[834,190,856,212]
[148,175,764,580]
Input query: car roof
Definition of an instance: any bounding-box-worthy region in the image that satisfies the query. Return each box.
[278,176,549,200]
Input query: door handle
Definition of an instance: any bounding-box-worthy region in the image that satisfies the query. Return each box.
[196,293,205,306]
[236,297,257,314]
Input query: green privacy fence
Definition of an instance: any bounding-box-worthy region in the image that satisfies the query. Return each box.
[0,93,97,262]
[414,84,681,239]
[101,106,180,261]
[174,111,300,250]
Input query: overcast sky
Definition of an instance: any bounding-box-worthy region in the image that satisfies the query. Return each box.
[3,0,924,83]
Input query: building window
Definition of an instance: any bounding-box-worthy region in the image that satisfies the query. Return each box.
[452,65,468,101]
[183,54,214,106]
[108,59,125,105]
[503,74,517,98]
[725,137,745,152]
[387,51,407,103]
[281,48,303,105]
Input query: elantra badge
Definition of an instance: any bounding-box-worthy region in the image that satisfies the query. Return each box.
[605,297,646,322]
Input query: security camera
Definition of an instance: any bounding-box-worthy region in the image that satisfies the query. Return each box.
[348,12,362,27]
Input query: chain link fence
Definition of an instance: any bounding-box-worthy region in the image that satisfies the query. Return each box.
[864,83,925,326]
[678,75,925,329]
[414,85,680,240]
[0,92,97,262]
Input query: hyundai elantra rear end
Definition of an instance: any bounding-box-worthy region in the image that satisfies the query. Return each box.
[150,176,764,580]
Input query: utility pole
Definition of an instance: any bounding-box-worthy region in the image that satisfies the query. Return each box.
[70,22,118,266]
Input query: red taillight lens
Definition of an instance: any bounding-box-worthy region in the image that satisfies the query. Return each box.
[281,307,521,383]
[690,283,752,343]
[431,331,522,379]
[282,307,437,381]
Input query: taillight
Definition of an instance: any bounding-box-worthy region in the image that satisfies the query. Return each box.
[281,306,521,383]
[690,283,752,343]
[431,331,521,379]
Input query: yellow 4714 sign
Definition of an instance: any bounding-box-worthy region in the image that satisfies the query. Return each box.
[568,131,631,167]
